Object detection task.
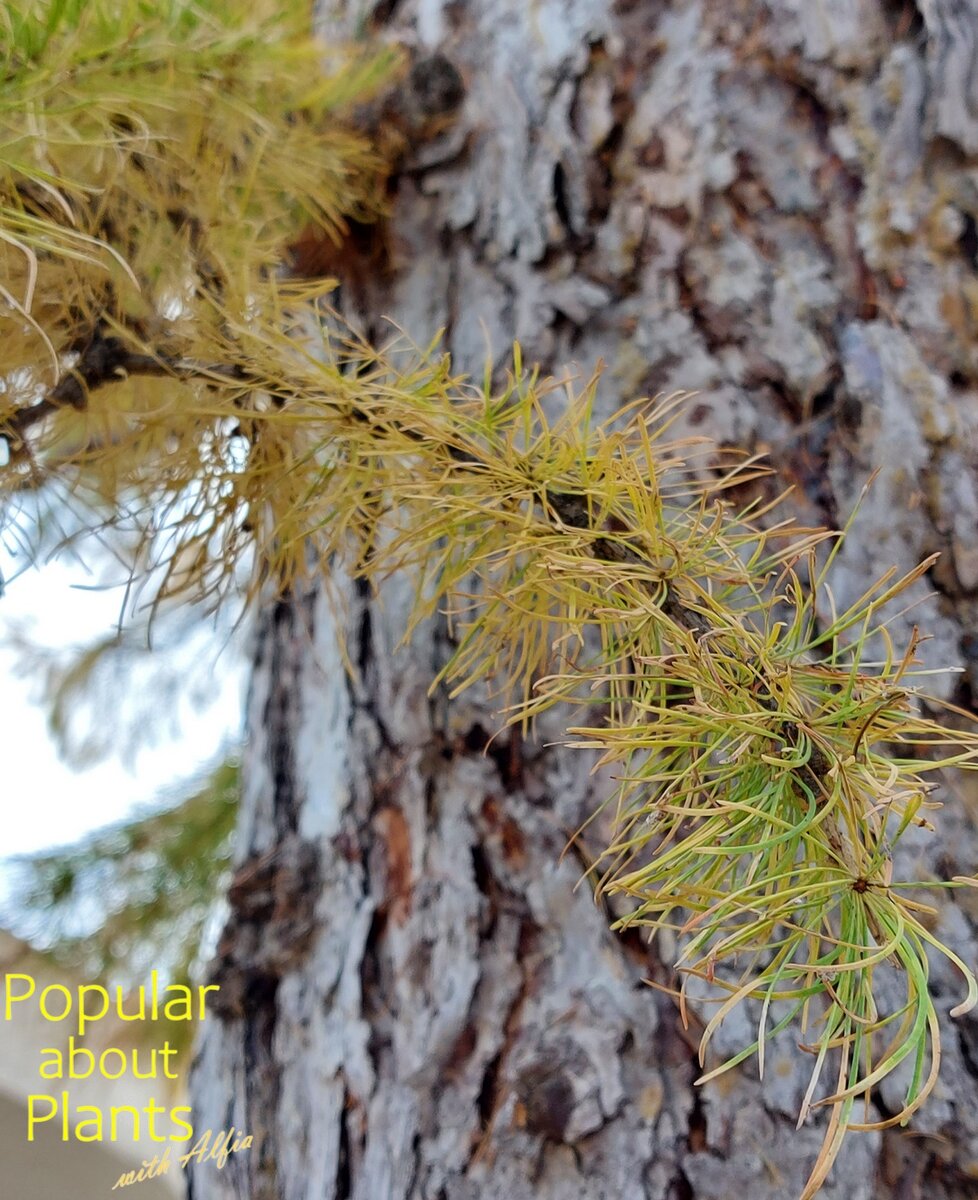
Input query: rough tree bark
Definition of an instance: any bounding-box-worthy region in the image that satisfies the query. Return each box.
[190,2,978,1197]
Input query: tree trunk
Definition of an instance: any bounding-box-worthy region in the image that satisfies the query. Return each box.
[189,2,978,1197]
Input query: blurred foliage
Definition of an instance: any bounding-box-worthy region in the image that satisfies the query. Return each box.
[3,586,244,767]
[7,757,238,1054]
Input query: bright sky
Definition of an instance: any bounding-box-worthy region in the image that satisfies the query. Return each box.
[0,545,245,866]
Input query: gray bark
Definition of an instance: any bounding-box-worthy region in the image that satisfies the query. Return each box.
[190,2,978,1197]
